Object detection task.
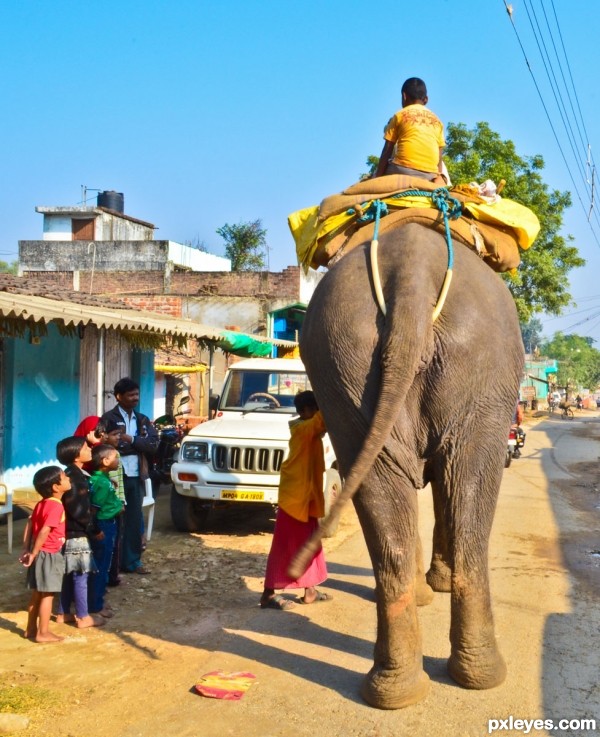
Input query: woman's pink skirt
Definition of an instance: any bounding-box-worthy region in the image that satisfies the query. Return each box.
[264,508,327,590]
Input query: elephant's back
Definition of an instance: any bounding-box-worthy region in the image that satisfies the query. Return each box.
[302,222,523,398]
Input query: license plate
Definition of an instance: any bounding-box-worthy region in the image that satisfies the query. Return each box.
[220,490,265,501]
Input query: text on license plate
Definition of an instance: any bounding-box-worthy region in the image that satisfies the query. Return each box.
[220,490,265,501]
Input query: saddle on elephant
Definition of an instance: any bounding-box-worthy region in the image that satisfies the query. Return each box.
[288,174,540,273]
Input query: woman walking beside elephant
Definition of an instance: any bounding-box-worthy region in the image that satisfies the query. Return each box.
[260,391,332,610]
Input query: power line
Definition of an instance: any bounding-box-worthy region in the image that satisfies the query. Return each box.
[523,0,588,188]
[503,0,600,246]
[550,0,596,171]
[544,302,600,322]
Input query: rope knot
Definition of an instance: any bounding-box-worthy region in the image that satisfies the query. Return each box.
[348,200,388,224]
[431,187,462,220]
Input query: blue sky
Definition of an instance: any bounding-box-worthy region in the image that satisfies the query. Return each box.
[2,1,600,341]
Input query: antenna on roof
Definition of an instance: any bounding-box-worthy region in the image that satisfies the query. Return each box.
[80,185,101,205]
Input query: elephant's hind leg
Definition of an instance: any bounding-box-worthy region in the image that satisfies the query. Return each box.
[426,478,452,593]
[446,458,506,690]
[354,464,430,709]
[416,528,434,605]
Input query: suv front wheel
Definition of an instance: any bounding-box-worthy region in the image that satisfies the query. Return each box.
[170,486,210,532]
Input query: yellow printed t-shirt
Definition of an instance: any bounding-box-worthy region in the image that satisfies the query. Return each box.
[277,410,326,523]
[384,104,445,174]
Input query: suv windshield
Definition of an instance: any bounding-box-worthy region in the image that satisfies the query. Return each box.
[220,370,311,413]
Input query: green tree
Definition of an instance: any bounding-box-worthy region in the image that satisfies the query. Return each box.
[362,155,380,180]
[363,121,585,321]
[216,220,267,271]
[0,260,18,274]
[520,317,544,354]
[444,122,584,322]
[541,332,600,391]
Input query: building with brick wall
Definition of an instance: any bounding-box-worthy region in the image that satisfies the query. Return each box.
[19,193,321,336]
[17,195,314,419]
[21,190,231,275]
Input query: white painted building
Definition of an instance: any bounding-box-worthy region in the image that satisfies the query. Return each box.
[22,192,231,272]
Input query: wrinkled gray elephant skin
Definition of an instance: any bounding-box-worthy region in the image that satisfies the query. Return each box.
[299,223,523,709]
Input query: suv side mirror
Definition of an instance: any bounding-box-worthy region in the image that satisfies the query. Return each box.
[209,394,220,414]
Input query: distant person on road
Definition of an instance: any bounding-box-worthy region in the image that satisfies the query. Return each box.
[260,391,332,610]
[20,466,70,642]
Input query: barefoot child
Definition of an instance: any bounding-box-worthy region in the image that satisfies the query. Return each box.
[260,391,332,610]
[21,466,70,642]
[88,444,124,618]
[55,437,105,629]
[96,420,125,586]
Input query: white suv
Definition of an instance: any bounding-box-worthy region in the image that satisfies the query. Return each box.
[170,358,340,532]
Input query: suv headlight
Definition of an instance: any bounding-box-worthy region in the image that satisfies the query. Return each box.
[181,441,209,462]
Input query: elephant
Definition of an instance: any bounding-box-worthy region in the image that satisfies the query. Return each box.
[290,222,524,709]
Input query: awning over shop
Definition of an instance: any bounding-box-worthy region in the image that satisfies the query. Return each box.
[0,291,297,356]
[215,330,274,358]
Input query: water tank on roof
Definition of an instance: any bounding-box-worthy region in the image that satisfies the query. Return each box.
[97,190,124,213]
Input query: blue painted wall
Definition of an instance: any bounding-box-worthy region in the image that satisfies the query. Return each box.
[132,349,156,418]
[2,329,157,488]
[4,324,80,486]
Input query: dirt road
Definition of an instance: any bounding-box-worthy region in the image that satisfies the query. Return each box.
[0,410,599,737]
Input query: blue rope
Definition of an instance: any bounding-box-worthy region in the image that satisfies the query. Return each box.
[347,187,461,269]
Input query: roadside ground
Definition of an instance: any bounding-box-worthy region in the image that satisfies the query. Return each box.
[0,406,598,737]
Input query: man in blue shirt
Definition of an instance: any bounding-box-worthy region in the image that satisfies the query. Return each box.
[101,378,158,575]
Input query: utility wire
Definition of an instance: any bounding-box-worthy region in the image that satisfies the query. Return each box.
[544,301,600,321]
[548,0,598,226]
[550,0,596,171]
[503,0,600,247]
[543,1,592,170]
[524,0,588,190]
[520,0,597,229]
[533,0,600,231]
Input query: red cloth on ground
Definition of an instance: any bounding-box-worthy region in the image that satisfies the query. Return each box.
[264,508,327,590]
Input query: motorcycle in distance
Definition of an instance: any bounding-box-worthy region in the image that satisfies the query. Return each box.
[151,415,187,495]
[505,425,526,467]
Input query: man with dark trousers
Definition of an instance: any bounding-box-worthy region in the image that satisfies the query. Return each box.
[101,378,158,575]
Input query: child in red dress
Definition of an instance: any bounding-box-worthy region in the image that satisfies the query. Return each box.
[21,466,70,642]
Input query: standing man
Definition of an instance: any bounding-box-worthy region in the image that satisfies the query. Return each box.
[101,378,158,575]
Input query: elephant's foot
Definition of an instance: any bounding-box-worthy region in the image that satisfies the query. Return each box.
[415,577,434,606]
[361,666,430,709]
[426,562,452,593]
[447,645,507,690]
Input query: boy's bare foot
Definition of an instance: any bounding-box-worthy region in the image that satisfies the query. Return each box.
[35,632,64,643]
[76,614,106,628]
[55,613,75,624]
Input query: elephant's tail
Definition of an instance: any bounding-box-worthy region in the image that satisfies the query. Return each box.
[288,252,434,579]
